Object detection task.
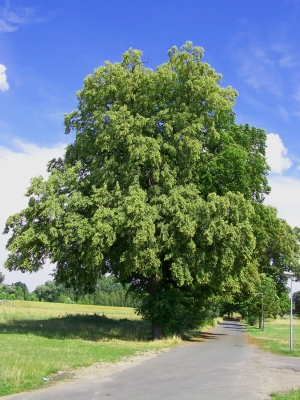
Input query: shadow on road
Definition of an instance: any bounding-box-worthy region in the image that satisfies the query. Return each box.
[221,323,245,328]
[188,330,227,342]
[218,322,247,332]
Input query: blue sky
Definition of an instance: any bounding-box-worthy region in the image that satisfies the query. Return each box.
[0,0,300,291]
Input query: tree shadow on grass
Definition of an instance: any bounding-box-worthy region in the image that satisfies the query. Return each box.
[0,313,152,341]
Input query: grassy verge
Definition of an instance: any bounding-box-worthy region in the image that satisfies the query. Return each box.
[245,318,300,357]
[0,301,180,396]
[246,318,300,399]
[271,389,300,399]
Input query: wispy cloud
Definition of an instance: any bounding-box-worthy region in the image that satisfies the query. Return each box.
[266,133,292,174]
[236,45,282,95]
[0,2,42,32]
[272,43,300,68]
[232,31,300,120]
[0,64,9,91]
[279,55,299,68]
[294,86,300,102]
[277,105,290,122]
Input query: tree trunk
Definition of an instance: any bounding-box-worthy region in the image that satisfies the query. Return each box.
[152,321,163,340]
[148,275,163,340]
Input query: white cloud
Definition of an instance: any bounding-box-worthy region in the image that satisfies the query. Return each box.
[0,64,9,91]
[264,133,300,229]
[265,175,300,228]
[0,3,41,32]
[0,138,66,291]
[266,133,292,174]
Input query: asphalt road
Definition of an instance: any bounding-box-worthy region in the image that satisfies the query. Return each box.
[4,321,300,400]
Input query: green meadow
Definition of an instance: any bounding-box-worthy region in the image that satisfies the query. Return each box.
[0,301,180,396]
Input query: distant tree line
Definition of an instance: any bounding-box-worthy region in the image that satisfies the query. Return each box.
[0,272,136,307]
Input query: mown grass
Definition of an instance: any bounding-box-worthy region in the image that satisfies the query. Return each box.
[0,301,181,396]
[246,318,300,399]
[245,318,300,357]
[271,389,300,399]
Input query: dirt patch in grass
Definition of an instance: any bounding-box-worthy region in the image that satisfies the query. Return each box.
[246,333,261,347]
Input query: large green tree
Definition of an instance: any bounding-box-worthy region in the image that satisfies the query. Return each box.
[4,43,299,338]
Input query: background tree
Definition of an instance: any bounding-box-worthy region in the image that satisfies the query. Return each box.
[251,206,300,293]
[242,274,280,326]
[219,302,240,319]
[13,282,30,300]
[0,272,4,284]
[34,281,60,302]
[0,283,16,300]
[278,291,291,318]
[293,291,300,316]
[4,43,299,338]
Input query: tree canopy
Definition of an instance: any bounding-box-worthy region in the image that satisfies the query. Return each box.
[4,42,299,338]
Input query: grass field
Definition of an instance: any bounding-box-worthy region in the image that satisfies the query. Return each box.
[0,301,181,396]
[245,318,300,357]
[246,318,300,399]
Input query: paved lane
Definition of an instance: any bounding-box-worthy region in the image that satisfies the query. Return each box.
[4,321,300,400]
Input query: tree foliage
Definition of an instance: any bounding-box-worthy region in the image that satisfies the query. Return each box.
[294,291,300,316]
[251,207,300,292]
[3,42,300,338]
[278,292,291,318]
[239,274,281,326]
[0,281,30,300]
